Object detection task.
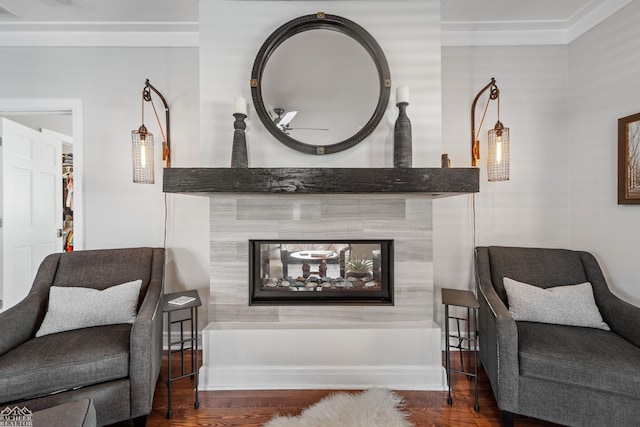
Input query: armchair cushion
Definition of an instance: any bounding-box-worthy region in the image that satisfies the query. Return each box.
[0,324,130,402]
[518,322,640,398]
[504,277,610,330]
[36,280,142,337]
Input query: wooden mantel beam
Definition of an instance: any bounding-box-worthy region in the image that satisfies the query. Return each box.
[163,167,479,198]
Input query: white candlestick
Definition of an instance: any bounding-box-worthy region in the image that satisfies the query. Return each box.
[396,86,409,104]
[234,96,247,116]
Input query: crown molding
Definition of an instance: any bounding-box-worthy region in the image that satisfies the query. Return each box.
[442,0,631,46]
[0,30,198,47]
[0,21,198,46]
[567,0,631,42]
[0,0,631,48]
[441,29,568,47]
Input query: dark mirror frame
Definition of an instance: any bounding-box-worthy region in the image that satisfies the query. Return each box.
[250,12,392,155]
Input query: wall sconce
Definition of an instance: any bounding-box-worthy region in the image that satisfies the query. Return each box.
[471,77,510,181]
[131,79,170,184]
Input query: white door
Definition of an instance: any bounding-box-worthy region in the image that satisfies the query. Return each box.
[1,117,63,311]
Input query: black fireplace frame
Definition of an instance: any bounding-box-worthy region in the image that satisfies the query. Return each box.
[249,239,394,305]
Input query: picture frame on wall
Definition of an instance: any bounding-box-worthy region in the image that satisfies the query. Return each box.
[618,112,640,204]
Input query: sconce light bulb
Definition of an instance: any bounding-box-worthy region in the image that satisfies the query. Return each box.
[140,143,147,168]
[137,124,149,168]
[494,121,504,164]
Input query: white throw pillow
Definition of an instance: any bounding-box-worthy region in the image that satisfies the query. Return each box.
[35,279,142,337]
[503,277,610,330]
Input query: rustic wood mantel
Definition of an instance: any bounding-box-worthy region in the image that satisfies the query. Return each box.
[162,167,479,197]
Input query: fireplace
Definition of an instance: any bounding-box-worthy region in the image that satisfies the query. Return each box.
[249,240,394,305]
[162,168,479,390]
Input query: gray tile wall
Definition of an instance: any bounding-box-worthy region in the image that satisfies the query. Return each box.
[209,194,433,323]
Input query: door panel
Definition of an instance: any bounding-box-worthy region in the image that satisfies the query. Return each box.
[1,117,63,311]
[6,246,32,309]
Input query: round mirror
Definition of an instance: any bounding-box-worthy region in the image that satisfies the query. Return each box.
[250,13,391,155]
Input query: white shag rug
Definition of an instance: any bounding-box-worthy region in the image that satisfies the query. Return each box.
[264,388,413,427]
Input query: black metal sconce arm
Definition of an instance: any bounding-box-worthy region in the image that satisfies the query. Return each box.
[471,77,499,166]
[143,79,171,167]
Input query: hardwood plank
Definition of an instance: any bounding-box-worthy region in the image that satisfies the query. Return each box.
[110,351,560,427]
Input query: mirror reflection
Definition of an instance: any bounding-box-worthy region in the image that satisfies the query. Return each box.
[261,29,379,146]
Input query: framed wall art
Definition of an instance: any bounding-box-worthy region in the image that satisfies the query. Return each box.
[618,112,640,204]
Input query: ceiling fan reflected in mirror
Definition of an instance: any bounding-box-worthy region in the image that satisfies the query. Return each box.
[272,107,329,134]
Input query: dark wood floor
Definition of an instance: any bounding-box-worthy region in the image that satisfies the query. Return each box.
[113,351,560,427]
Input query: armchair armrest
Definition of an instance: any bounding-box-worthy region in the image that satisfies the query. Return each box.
[0,253,60,357]
[603,296,640,347]
[0,293,47,357]
[579,252,640,347]
[129,248,165,418]
[475,248,519,412]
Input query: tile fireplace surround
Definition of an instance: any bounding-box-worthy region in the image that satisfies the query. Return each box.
[164,167,478,390]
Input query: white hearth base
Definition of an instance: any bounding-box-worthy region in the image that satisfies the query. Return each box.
[200,321,446,391]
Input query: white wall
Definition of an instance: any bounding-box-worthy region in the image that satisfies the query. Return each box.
[0,46,210,322]
[199,0,442,168]
[568,1,640,305]
[437,45,571,317]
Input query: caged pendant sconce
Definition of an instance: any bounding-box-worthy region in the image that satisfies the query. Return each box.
[471,78,510,181]
[131,79,171,184]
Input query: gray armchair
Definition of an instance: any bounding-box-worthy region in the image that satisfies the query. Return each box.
[0,247,164,426]
[475,246,640,427]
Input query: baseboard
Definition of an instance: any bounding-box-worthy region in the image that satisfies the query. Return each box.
[199,364,446,391]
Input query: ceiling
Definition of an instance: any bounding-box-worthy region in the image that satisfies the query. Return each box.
[0,0,631,45]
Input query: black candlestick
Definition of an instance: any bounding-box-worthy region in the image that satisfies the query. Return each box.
[231,113,248,168]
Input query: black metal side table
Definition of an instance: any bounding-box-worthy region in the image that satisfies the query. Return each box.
[441,288,480,412]
[162,290,202,419]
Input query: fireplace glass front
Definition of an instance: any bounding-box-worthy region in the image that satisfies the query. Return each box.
[249,240,394,305]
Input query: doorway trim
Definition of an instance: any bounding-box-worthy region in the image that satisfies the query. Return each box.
[0,98,84,250]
